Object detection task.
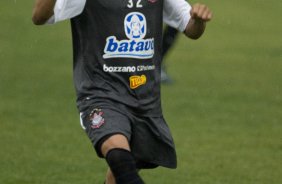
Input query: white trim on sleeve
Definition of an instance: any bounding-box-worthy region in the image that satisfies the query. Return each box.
[47,0,87,24]
[163,0,191,32]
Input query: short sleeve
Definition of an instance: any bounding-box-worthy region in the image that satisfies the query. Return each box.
[46,0,87,24]
[163,0,191,32]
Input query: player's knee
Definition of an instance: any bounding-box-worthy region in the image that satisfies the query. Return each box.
[100,134,130,157]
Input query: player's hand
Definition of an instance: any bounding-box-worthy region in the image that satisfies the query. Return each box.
[190,3,212,22]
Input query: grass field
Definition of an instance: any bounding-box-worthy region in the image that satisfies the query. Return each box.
[1,0,282,183]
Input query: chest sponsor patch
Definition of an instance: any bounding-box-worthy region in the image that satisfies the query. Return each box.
[103,12,154,59]
[103,64,155,73]
[130,75,147,89]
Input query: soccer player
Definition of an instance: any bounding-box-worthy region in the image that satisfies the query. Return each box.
[161,25,179,83]
[32,0,212,183]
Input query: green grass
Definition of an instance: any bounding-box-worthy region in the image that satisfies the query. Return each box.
[1,0,281,183]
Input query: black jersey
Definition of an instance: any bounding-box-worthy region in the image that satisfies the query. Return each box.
[71,0,164,116]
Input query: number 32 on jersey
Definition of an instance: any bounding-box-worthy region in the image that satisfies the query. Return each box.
[127,0,143,8]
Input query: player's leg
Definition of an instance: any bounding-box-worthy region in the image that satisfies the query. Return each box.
[102,134,129,184]
[101,134,144,184]
[162,26,179,57]
[105,168,115,184]
[105,167,141,184]
[161,26,179,83]
[79,107,144,184]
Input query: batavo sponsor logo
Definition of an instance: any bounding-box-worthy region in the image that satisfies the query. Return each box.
[103,36,154,59]
[103,12,154,59]
[129,75,147,89]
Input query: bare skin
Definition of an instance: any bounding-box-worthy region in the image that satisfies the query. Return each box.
[32,0,55,25]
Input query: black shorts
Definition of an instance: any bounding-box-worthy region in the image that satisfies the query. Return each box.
[79,103,177,169]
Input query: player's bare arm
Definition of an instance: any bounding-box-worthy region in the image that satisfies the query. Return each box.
[32,0,55,25]
[185,3,213,39]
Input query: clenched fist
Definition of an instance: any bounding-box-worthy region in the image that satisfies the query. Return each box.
[190,3,213,22]
[185,3,213,39]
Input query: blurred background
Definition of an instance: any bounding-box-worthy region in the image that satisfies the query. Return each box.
[0,0,281,183]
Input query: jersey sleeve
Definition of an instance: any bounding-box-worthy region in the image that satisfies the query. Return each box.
[46,0,86,24]
[163,0,192,32]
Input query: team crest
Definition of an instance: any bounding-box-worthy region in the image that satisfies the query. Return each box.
[89,109,105,129]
